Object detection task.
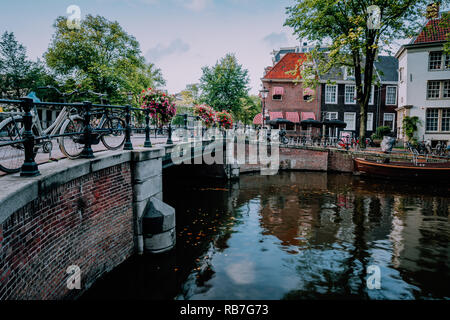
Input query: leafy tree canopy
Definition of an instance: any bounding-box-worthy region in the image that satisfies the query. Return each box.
[199,53,250,118]
[45,14,165,105]
[0,31,49,98]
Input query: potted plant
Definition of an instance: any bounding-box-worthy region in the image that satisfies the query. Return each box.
[215,110,233,129]
[194,104,216,128]
[402,116,420,146]
[140,88,177,128]
[371,126,392,147]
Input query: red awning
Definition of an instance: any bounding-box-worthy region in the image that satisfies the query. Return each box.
[270,111,283,120]
[273,87,284,95]
[301,112,316,120]
[253,113,263,125]
[286,112,300,123]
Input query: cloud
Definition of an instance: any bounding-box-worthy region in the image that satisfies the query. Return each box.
[263,32,289,47]
[145,38,190,62]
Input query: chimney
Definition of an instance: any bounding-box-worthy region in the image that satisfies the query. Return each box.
[426,2,440,19]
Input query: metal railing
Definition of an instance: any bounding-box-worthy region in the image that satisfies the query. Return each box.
[0,97,202,177]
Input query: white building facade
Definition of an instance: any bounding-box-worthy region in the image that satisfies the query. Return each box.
[396,16,450,145]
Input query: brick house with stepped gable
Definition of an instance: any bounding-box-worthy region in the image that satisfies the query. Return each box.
[255,52,321,132]
[396,11,450,146]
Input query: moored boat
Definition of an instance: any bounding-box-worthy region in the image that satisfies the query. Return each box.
[353,157,450,181]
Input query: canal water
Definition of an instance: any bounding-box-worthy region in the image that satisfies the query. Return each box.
[83,172,450,300]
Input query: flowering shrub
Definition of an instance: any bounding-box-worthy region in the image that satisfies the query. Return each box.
[140,88,177,125]
[215,110,233,129]
[194,104,216,128]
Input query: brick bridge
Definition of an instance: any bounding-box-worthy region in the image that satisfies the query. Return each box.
[0,135,373,300]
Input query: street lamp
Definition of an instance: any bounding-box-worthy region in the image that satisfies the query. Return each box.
[127,92,133,103]
[259,88,269,127]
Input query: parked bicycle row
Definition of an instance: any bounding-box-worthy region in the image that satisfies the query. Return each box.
[0,97,198,175]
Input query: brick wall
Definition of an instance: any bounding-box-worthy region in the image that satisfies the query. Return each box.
[0,163,134,300]
[264,81,321,118]
[280,147,328,171]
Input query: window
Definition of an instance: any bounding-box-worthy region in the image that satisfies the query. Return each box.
[325,85,338,104]
[344,112,356,131]
[383,113,395,131]
[369,85,375,105]
[429,51,443,70]
[367,113,374,131]
[444,80,450,98]
[442,109,450,132]
[386,86,397,105]
[345,85,357,104]
[427,81,441,99]
[426,109,439,131]
[344,67,355,79]
[325,112,338,120]
[426,108,450,132]
[399,67,404,82]
[446,55,450,69]
[272,94,282,101]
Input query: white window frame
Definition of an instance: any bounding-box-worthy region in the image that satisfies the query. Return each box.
[345,85,357,104]
[367,113,374,131]
[383,113,395,131]
[344,112,356,131]
[428,51,444,71]
[399,67,404,83]
[344,67,355,80]
[325,112,338,120]
[369,85,375,105]
[385,86,397,105]
[325,84,338,104]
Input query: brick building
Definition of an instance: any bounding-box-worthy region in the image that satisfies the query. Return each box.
[255,52,321,131]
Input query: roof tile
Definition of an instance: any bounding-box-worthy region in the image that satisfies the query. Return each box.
[264,53,307,80]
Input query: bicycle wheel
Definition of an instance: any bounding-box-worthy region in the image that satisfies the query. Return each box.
[0,118,25,173]
[58,116,84,159]
[100,117,126,150]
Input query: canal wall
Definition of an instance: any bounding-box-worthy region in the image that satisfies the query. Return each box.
[0,148,164,300]
[238,145,356,174]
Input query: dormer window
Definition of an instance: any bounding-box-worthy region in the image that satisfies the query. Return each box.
[344,67,355,80]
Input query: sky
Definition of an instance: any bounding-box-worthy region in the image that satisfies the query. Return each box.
[0,0,301,95]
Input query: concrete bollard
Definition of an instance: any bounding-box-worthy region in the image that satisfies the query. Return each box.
[142,197,176,254]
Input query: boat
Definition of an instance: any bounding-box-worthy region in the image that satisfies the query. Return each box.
[353,157,450,181]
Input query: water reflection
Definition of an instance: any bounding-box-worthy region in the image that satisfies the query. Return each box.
[83,172,450,300]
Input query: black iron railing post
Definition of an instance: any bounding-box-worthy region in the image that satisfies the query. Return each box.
[184,114,188,131]
[124,105,133,150]
[20,97,40,177]
[166,122,173,145]
[144,109,152,148]
[80,101,95,159]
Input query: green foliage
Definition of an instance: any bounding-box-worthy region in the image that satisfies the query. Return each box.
[199,53,250,118]
[237,95,261,125]
[402,116,421,143]
[0,31,49,98]
[285,0,430,143]
[44,15,165,105]
[371,126,392,140]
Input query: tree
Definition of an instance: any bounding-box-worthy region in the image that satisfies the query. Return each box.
[237,95,261,126]
[285,0,432,147]
[199,53,250,118]
[0,31,47,98]
[45,15,165,105]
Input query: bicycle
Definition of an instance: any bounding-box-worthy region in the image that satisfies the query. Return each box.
[337,136,372,150]
[0,91,125,173]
